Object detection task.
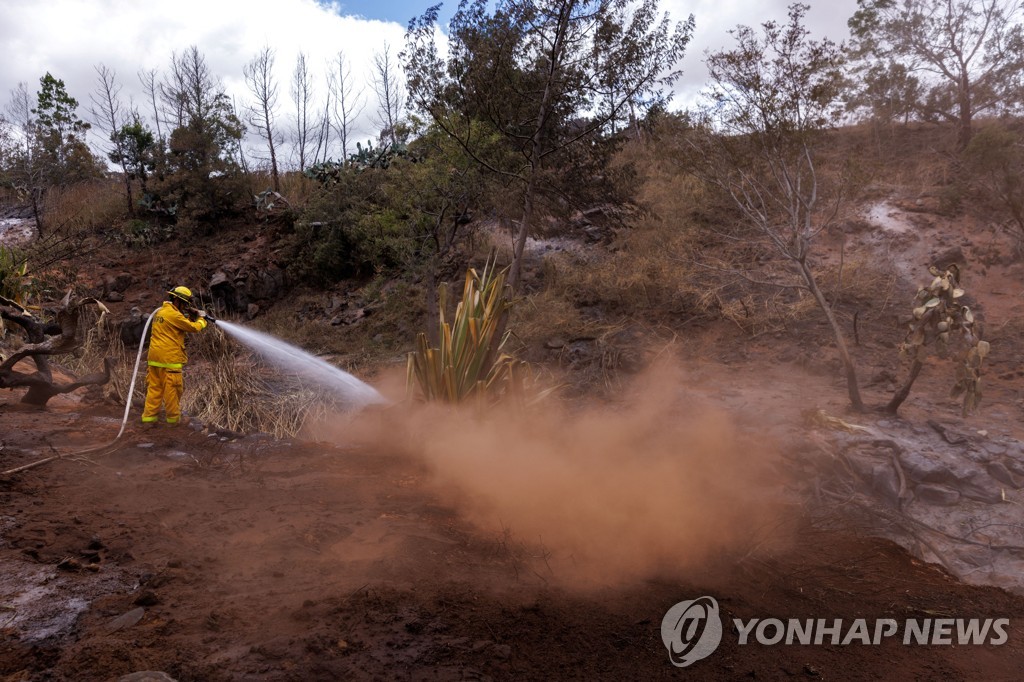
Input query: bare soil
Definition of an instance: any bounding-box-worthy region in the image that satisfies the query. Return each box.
[3,188,1024,680]
[2,385,1024,681]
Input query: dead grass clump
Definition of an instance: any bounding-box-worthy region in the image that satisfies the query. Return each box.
[816,257,899,310]
[65,309,333,437]
[45,179,126,234]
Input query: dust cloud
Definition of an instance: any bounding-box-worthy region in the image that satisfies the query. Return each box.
[309,362,791,588]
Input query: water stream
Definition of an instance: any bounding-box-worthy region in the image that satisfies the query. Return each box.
[216,320,388,408]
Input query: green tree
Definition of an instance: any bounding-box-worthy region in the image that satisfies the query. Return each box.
[110,115,157,198]
[848,0,1024,150]
[157,47,245,224]
[689,4,865,411]
[33,72,102,184]
[404,0,693,291]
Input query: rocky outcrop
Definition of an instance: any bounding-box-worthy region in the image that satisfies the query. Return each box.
[209,265,287,317]
[801,414,1024,594]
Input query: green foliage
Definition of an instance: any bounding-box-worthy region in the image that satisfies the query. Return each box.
[152,47,247,227]
[32,72,103,184]
[292,124,486,284]
[0,246,32,305]
[116,218,173,247]
[406,259,517,402]
[110,117,157,193]
[847,0,1024,148]
[404,0,694,287]
[898,265,989,415]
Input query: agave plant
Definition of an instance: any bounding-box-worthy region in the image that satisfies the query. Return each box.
[0,246,31,306]
[406,259,517,403]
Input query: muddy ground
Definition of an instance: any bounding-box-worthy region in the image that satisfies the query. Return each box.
[3,193,1024,680]
[2,375,1024,681]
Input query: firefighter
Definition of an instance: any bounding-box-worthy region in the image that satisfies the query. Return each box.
[141,286,209,426]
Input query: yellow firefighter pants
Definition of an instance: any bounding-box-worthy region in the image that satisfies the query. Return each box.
[141,366,184,424]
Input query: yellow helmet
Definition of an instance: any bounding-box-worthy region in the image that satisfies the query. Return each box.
[167,285,194,306]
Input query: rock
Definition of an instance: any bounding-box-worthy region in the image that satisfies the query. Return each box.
[899,450,959,484]
[120,307,147,347]
[492,644,512,659]
[871,463,902,506]
[930,246,965,271]
[981,442,1007,457]
[209,270,229,287]
[106,607,145,633]
[959,480,1004,504]
[133,590,160,606]
[330,307,366,326]
[915,484,960,506]
[986,461,1023,489]
[119,673,178,682]
[105,290,124,303]
[246,303,260,319]
[112,272,134,292]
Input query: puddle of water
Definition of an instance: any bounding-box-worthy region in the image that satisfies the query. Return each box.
[0,218,37,245]
[866,201,914,235]
[0,562,88,642]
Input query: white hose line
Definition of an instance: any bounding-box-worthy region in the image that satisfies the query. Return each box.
[1,306,161,477]
[114,306,161,441]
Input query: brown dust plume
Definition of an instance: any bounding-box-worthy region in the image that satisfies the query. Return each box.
[310,362,790,588]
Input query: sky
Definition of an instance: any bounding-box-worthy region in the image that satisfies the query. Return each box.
[0,0,859,166]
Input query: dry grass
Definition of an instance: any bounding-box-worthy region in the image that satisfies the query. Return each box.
[63,309,336,437]
[45,179,126,235]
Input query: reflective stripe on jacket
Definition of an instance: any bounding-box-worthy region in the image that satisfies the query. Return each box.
[147,301,207,367]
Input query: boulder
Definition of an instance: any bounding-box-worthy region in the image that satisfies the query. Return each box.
[914,483,960,506]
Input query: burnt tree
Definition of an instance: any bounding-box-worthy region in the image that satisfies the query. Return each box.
[0,294,113,406]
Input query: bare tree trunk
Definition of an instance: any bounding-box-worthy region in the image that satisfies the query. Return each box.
[956,76,973,151]
[139,69,163,140]
[329,51,365,163]
[0,296,113,406]
[291,52,314,172]
[91,64,133,215]
[507,1,572,293]
[509,174,538,292]
[801,260,864,412]
[371,42,405,147]
[885,358,923,414]
[244,46,281,191]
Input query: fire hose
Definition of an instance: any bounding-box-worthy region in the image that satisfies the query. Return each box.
[1,305,215,477]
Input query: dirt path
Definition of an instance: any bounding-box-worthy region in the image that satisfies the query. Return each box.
[3,394,1024,681]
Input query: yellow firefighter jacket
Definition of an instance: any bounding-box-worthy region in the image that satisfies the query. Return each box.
[147,301,207,369]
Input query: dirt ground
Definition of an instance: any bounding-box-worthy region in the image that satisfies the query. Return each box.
[2,383,1024,681]
[3,187,1024,680]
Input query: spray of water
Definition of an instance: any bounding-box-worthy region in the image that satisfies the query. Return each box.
[216,321,388,407]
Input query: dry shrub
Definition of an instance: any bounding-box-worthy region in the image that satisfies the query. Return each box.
[714,291,818,337]
[829,122,959,194]
[65,309,333,437]
[816,256,899,310]
[45,179,125,234]
[511,286,612,349]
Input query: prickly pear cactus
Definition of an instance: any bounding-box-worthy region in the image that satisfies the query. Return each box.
[899,264,990,415]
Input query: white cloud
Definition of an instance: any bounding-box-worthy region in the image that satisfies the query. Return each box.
[0,0,408,166]
[666,0,859,108]
[0,0,859,165]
